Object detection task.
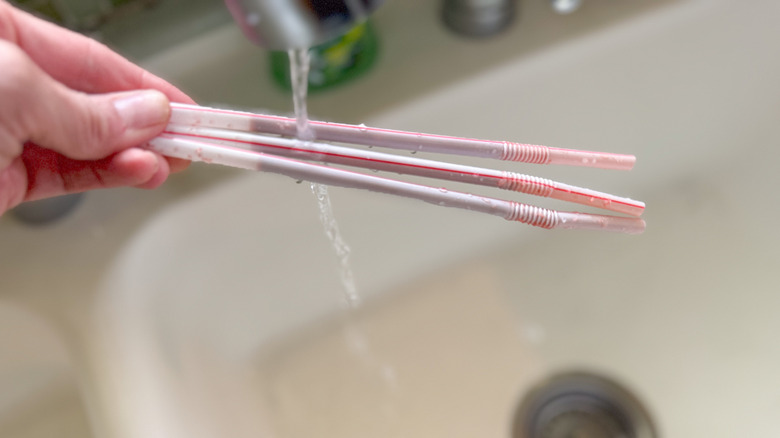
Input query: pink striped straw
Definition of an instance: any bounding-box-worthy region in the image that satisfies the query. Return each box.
[164,125,645,217]
[146,134,646,234]
[168,103,635,170]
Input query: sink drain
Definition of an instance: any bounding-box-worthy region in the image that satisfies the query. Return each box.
[512,371,657,438]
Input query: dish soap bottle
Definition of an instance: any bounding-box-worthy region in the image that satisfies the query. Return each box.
[269,21,379,93]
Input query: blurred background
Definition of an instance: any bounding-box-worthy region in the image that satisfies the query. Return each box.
[2,1,780,437]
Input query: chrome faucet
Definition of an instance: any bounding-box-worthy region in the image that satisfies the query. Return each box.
[223,0,384,50]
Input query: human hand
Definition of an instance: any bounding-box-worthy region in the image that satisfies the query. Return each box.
[0,1,194,216]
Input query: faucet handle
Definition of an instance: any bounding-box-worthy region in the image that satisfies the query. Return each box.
[442,0,517,38]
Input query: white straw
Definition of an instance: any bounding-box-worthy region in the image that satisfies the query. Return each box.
[146,134,645,234]
[164,124,645,216]
[169,103,636,170]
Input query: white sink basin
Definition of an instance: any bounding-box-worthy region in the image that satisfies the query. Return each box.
[2,0,780,436]
[0,303,89,436]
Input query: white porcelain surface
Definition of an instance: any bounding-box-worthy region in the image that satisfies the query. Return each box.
[2,0,779,436]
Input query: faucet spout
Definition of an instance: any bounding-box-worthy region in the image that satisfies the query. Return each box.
[224,0,384,50]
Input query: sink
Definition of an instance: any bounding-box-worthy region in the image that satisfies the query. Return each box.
[2,0,780,437]
[0,303,90,437]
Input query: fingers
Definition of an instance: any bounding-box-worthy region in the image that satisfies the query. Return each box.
[166,156,191,174]
[0,145,171,215]
[0,2,194,104]
[0,40,171,161]
[0,156,27,215]
[19,144,170,203]
[0,1,194,215]
[0,123,21,172]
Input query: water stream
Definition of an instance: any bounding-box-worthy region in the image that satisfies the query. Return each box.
[288,48,361,308]
[285,49,399,434]
[288,48,315,141]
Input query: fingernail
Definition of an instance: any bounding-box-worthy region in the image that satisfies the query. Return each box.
[135,148,161,173]
[113,90,170,130]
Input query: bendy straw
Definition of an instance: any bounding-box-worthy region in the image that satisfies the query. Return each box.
[168,103,636,170]
[146,133,645,234]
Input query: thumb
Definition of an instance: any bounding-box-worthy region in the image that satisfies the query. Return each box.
[0,41,170,161]
[32,88,171,161]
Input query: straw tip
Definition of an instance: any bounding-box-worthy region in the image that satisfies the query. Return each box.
[617,154,637,170]
[548,148,637,171]
[556,212,646,234]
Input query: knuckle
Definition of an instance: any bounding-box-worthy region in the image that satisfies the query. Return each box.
[68,94,117,159]
[0,42,37,140]
[0,2,16,42]
[85,103,115,144]
[0,126,23,160]
[0,41,33,96]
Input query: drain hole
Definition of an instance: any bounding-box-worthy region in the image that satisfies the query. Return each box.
[512,371,657,438]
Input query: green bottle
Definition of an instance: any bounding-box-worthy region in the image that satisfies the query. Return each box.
[270,21,380,93]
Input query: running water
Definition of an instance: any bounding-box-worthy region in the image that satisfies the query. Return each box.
[288,48,361,308]
[310,183,361,307]
[288,48,315,141]
[287,50,399,430]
